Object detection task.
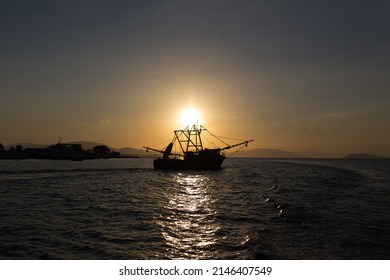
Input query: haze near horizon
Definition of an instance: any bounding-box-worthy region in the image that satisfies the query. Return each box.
[1,1,389,157]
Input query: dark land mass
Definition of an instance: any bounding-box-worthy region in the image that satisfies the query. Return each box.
[2,141,389,160]
[344,153,390,159]
[0,141,135,160]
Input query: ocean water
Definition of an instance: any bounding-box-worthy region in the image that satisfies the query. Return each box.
[0,158,389,260]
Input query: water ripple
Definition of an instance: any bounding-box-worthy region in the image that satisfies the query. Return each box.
[1,158,389,259]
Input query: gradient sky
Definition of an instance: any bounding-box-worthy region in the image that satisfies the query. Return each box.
[1,0,389,156]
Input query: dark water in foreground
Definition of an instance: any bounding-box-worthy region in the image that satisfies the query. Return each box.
[0,158,389,259]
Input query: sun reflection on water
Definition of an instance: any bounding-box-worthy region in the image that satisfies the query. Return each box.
[158,173,220,259]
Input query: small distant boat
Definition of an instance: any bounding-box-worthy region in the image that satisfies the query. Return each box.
[143,125,253,170]
[47,143,85,161]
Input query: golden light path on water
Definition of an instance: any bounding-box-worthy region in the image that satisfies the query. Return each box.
[158,173,220,259]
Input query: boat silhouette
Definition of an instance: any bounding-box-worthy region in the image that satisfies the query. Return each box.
[143,125,253,170]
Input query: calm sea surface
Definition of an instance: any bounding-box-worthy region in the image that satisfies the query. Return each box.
[0,158,389,259]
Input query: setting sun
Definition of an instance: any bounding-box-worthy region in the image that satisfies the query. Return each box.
[180,108,202,127]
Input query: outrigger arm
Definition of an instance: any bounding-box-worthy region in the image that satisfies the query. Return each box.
[143,145,183,158]
[143,146,164,154]
[220,139,254,151]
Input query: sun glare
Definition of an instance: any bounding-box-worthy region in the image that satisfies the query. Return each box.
[180,108,201,127]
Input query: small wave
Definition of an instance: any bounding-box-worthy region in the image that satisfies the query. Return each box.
[0,167,152,182]
[1,158,389,259]
[0,167,150,175]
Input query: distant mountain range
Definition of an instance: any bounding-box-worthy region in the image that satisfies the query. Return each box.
[343,153,389,159]
[3,141,389,159]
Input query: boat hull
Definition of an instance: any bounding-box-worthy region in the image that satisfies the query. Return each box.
[153,156,225,170]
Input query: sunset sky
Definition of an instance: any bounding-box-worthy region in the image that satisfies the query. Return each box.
[1,0,389,157]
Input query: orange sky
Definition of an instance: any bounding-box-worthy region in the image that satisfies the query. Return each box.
[1,1,389,157]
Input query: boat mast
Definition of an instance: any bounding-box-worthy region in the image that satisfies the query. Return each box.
[174,125,204,155]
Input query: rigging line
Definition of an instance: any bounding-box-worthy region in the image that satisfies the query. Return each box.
[226,143,246,158]
[207,139,218,149]
[146,132,174,148]
[213,135,247,142]
[205,130,231,147]
[201,134,218,149]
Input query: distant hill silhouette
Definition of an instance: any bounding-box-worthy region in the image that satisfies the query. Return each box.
[66,141,106,150]
[66,142,150,157]
[344,153,389,159]
[12,141,389,159]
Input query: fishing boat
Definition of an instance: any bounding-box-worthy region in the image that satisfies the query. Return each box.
[143,125,253,170]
